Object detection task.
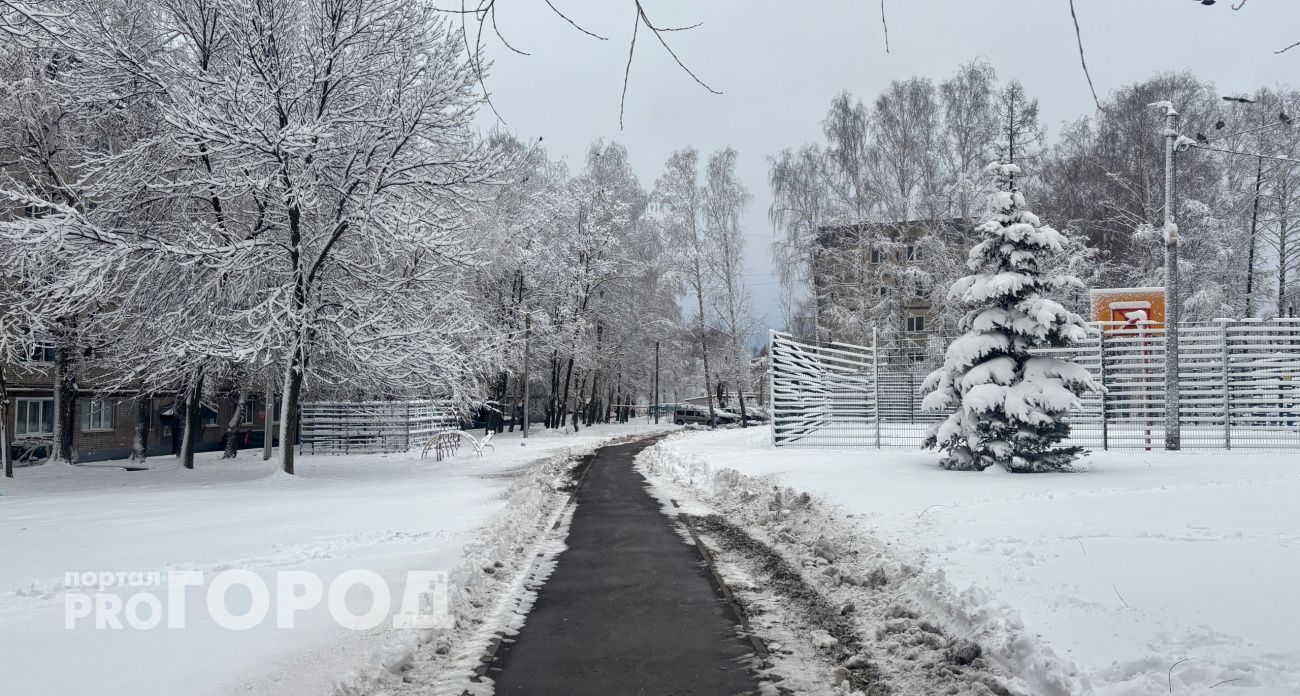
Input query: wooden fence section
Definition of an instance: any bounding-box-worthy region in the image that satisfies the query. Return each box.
[770,319,1300,450]
[299,400,459,455]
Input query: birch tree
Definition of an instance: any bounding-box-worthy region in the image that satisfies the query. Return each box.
[654,148,716,424]
[702,147,755,424]
[768,145,830,342]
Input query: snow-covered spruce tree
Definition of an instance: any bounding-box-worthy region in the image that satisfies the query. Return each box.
[921,151,1098,473]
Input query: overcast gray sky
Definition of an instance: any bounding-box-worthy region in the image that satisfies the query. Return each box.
[470,0,1300,342]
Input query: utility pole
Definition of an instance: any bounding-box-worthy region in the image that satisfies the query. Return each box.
[653,341,660,424]
[1154,101,1182,451]
[522,312,531,439]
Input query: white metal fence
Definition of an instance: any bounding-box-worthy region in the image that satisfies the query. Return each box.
[770,320,1300,450]
[299,400,459,455]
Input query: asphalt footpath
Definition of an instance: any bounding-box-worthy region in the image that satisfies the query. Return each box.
[488,437,759,695]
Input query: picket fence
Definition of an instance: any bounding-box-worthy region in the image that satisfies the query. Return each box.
[769,320,1300,450]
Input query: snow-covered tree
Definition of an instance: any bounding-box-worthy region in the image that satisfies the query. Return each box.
[992,79,1044,173]
[702,147,756,425]
[940,59,998,223]
[768,145,830,343]
[654,147,717,424]
[1,0,511,474]
[921,152,1098,473]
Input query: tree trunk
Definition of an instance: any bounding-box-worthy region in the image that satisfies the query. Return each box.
[522,313,531,438]
[1279,179,1290,315]
[570,369,584,432]
[179,369,205,470]
[262,374,275,460]
[490,371,508,434]
[1,366,12,478]
[695,278,717,426]
[129,395,151,463]
[279,351,304,475]
[585,371,599,426]
[733,343,749,428]
[653,341,660,425]
[50,345,77,463]
[1245,155,1264,317]
[221,385,249,459]
[546,352,559,429]
[558,355,575,432]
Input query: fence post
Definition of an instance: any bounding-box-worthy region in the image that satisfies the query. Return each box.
[768,330,777,448]
[873,326,881,449]
[1221,320,1231,450]
[908,370,915,426]
[1098,329,1109,451]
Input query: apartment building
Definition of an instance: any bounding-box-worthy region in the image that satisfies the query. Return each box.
[811,219,967,363]
[4,347,277,463]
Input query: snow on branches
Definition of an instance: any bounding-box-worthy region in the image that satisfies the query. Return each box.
[0,0,512,473]
[921,151,1099,473]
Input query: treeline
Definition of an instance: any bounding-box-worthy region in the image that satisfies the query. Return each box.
[475,139,760,434]
[0,0,757,477]
[770,60,1300,350]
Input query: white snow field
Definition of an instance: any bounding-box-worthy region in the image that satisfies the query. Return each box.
[645,427,1300,696]
[0,424,665,696]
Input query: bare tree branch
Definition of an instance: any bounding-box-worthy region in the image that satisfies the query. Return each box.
[1068,0,1103,110]
[879,0,890,53]
[619,1,720,130]
[542,0,607,40]
[618,4,640,131]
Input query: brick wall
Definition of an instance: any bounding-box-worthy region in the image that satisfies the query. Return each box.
[5,390,283,463]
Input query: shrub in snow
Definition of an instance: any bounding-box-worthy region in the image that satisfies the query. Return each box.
[921,151,1098,472]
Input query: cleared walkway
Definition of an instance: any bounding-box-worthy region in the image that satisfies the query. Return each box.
[489,438,758,695]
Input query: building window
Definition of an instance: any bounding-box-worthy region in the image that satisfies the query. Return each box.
[27,344,56,363]
[906,315,926,333]
[201,408,219,428]
[83,399,116,432]
[240,401,256,426]
[15,398,55,437]
[907,351,925,364]
[906,245,922,262]
[869,249,882,264]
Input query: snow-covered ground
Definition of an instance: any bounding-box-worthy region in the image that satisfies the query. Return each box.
[644,428,1300,695]
[0,423,665,696]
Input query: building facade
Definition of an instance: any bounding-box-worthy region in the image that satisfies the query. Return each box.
[811,219,968,364]
[4,350,278,464]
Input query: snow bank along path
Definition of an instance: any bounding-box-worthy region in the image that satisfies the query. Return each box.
[0,424,667,696]
[639,428,1300,696]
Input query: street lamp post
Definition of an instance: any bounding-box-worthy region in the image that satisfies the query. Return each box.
[1152,101,1182,450]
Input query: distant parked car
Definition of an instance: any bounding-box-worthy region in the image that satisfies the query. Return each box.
[672,405,739,427]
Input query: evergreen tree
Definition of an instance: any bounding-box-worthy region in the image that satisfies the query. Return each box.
[921,150,1098,472]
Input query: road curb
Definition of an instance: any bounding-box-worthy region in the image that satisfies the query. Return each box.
[675,506,772,662]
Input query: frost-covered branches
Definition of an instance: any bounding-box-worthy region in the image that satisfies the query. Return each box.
[0,0,513,474]
[702,147,756,423]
